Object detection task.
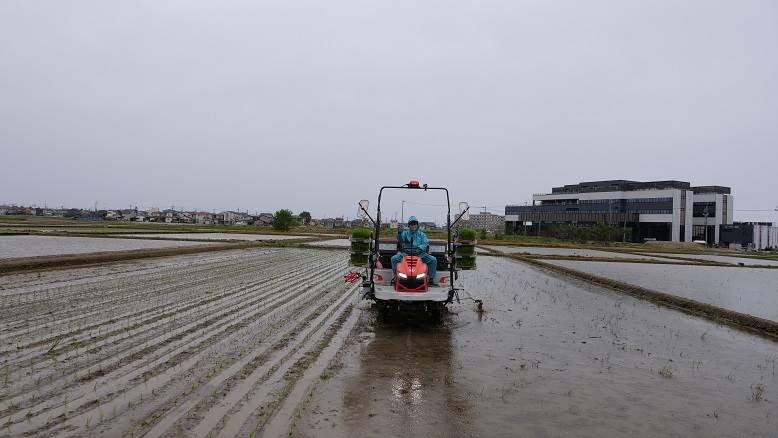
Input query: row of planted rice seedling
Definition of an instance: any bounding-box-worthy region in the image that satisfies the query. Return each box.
[0,249,354,437]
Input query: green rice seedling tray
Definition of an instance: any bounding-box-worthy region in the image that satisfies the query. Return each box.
[350,241,370,252]
[457,228,477,241]
[350,253,369,266]
[455,244,475,256]
[456,256,477,269]
[351,227,372,240]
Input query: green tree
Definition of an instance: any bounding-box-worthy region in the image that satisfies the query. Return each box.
[272,209,294,231]
[298,211,312,225]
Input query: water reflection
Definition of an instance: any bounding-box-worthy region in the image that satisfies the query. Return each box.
[342,311,474,437]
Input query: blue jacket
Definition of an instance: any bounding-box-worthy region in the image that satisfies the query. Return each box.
[399,216,429,252]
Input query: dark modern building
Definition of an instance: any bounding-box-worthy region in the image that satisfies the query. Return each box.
[719,222,778,250]
[505,180,734,243]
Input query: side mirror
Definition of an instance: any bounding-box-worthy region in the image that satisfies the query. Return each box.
[459,202,470,221]
[358,200,369,219]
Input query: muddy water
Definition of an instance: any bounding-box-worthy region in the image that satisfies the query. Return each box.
[483,245,668,261]
[118,232,306,241]
[0,235,212,259]
[548,260,778,322]
[645,252,778,267]
[296,256,777,438]
[309,239,351,247]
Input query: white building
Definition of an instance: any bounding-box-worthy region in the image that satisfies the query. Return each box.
[457,212,504,233]
[506,180,733,244]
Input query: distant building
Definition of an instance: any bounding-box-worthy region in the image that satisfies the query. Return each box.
[350,218,367,228]
[456,212,504,233]
[720,222,778,250]
[178,211,194,223]
[221,211,244,225]
[195,211,214,224]
[505,180,734,243]
[419,221,438,231]
[256,213,274,225]
[120,209,138,221]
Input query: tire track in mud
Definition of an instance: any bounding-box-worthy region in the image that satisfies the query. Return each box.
[0,248,359,438]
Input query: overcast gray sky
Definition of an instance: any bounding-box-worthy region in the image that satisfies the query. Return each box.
[1,0,776,223]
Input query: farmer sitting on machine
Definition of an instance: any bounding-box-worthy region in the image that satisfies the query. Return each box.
[391,216,438,286]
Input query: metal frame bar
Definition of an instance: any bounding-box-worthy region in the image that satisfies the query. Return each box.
[371,183,454,299]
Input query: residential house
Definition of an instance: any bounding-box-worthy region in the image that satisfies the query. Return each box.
[419,221,437,231]
[195,211,214,224]
[120,209,137,221]
[257,213,274,225]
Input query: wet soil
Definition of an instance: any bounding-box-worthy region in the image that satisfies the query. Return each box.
[484,245,668,261]
[118,233,307,241]
[548,260,778,322]
[644,253,778,267]
[307,239,350,247]
[295,256,776,438]
[0,235,213,259]
[0,248,359,437]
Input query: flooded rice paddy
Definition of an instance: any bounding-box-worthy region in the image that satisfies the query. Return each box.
[0,248,358,437]
[483,245,669,261]
[1,245,776,437]
[645,252,778,267]
[296,256,776,437]
[118,232,307,241]
[548,260,778,322]
[308,239,350,247]
[0,235,213,259]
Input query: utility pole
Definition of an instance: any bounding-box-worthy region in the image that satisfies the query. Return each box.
[401,200,406,222]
